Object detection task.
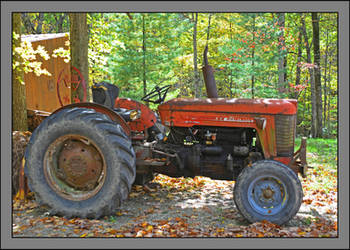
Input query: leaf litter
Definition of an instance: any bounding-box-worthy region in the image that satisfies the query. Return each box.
[13,167,337,238]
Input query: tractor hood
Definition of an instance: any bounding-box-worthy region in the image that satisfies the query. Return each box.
[158,98,297,128]
[158,98,297,115]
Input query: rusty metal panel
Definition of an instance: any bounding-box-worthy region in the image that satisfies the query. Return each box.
[23,34,71,112]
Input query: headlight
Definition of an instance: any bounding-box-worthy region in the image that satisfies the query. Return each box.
[129,110,141,121]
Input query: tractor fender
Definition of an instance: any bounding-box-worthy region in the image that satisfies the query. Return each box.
[114,98,157,133]
[51,102,131,136]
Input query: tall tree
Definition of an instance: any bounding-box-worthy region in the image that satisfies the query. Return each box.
[294,27,303,97]
[192,13,200,97]
[21,13,69,34]
[300,13,317,138]
[12,13,28,131]
[277,13,287,91]
[69,13,89,102]
[250,14,256,98]
[142,14,147,96]
[312,12,322,137]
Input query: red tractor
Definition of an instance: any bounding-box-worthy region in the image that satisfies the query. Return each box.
[24,81,307,225]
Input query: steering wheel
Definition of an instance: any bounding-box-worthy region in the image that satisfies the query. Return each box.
[141,85,171,104]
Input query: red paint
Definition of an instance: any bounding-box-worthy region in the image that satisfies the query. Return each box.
[158,98,297,128]
[57,67,71,107]
[273,157,291,166]
[114,98,157,132]
[57,66,87,106]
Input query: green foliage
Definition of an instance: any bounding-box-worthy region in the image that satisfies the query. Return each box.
[17,12,338,138]
[21,13,69,34]
[295,137,337,168]
[12,33,52,84]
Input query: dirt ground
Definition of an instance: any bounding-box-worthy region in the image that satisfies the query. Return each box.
[12,172,337,238]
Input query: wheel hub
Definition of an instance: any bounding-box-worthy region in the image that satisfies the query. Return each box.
[262,186,275,199]
[57,140,103,190]
[248,176,287,216]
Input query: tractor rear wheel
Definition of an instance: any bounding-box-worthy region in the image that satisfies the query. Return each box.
[24,108,136,219]
[233,160,303,225]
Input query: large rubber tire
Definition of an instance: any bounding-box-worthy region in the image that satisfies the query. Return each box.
[24,108,136,219]
[233,160,303,225]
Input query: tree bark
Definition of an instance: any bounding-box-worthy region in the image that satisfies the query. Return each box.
[69,13,89,102]
[36,13,44,33]
[12,13,28,131]
[312,12,323,137]
[323,29,329,131]
[57,13,67,33]
[21,13,36,34]
[294,29,303,99]
[277,13,287,91]
[142,14,147,97]
[251,14,256,99]
[300,14,317,138]
[192,13,200,98]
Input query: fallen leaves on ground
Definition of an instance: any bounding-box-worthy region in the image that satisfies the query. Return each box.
[12,156,337,238]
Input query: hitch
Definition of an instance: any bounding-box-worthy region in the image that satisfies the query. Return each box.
[290,137,308,178]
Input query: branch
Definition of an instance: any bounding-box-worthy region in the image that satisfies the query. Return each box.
[287,51,308,61]
[126,13,133,20]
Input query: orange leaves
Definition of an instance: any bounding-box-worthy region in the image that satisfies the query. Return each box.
[13,159,338,238]
[146,225,154,232]
[303,198,313,204]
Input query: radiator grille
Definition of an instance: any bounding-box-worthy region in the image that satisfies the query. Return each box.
[275,115,296,157]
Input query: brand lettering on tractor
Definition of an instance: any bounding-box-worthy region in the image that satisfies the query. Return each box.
[215,116,254,123]
[184,120,200,124]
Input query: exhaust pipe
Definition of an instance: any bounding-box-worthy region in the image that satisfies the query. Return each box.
[202,45,218,98]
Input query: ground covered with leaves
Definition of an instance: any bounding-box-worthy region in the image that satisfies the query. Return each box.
[12,138,338,238]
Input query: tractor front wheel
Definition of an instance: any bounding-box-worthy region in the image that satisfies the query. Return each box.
[24,108,136,219]
[233,160,303,225]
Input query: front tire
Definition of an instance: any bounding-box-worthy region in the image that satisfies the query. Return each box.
[233,160,303,225]
[24,108,136,219]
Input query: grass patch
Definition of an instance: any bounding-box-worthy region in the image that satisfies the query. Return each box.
[295,137,337,169]
[295,137,338,193]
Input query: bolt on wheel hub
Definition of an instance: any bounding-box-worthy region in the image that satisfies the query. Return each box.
[262,186,275,199]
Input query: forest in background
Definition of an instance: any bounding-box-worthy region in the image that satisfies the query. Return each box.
[15,12,338,138]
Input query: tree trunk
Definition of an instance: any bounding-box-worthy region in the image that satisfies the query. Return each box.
[36,13,44,33]
[229,21,234,98]
[277,13,286,91]
[251,14,256,99]
[295,29,302,98]
[327,57,332,134]
[57,13,67,33]
[301,14,317,138]
[142,14,147,97]
[21,13,36,34]
[69,13,89,102]
[323,29,329,131]
[12,13,28,131]
[312,12,323,137]
[193,13,200,98]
